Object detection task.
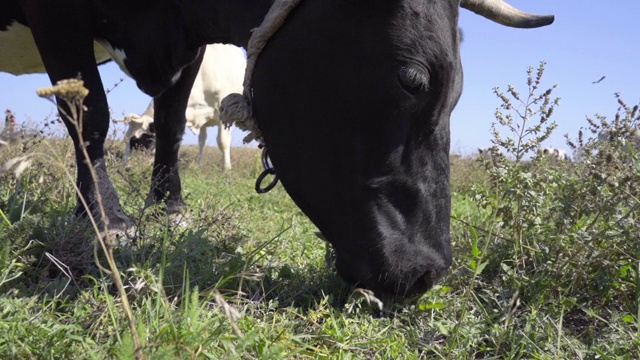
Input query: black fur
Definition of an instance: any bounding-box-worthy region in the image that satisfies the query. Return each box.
[130,133,155,152]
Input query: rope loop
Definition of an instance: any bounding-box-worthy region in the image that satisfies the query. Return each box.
[255,147,279,194]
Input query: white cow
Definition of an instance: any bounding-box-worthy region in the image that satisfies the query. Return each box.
[477,146,503,159]
[112,101,155,163]
[116,44,245,169]
[540,147,570,161]
[186,43,245,169]
[598,128,640,154]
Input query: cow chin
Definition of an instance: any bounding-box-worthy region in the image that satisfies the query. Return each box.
[327,197,452,298]
[335,252,449,298]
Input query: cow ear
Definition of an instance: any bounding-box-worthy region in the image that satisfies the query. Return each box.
[398,67,429,95]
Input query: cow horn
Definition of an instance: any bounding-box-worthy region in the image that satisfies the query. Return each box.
[460,0,554,28]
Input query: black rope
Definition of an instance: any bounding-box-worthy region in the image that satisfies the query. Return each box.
[255,146,279,194]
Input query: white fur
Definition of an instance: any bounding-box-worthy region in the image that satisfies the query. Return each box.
[113,101,154,162]
[540,147,569,161]
[95,39,131,77]
[0,21,111,75]
[185,44,245,169]
[477,146,503,159]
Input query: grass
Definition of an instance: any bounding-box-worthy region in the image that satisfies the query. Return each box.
[1,140,637,359]
[1,64,639,358]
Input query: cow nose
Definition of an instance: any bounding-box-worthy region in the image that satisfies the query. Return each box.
[411,266,448,295]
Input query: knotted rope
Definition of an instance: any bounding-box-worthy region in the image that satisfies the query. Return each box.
[220,0,303,144]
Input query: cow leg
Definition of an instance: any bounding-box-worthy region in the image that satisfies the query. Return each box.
[148,48,205,213]
[20,1,130,230]
[123,140,132,163]
[217,125,232,170]
[122,124,139,163]
[197,127,207,166]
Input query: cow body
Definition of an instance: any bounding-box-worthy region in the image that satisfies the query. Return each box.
[2,0,272,228]
[118,44,245,168]
[478,146,504,159]
[0,20,111,75]
[1,0,553,297]
[541,147,570,161]
[185,44,246,169]
[129,133,155,153]
[598,128,640,154]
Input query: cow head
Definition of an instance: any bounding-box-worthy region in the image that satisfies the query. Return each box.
[250,0,553,298]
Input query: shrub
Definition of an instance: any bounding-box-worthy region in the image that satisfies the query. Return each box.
[466,62,639,355]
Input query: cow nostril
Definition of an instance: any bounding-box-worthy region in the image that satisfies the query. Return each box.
[416,271,435,289]
[412,267,447,294]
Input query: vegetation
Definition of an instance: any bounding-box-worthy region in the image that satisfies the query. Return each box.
[1,62,639,359]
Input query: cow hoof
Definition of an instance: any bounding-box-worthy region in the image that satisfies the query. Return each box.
[80,206,137,247]
[103,213,137,247]
[102,224,137,248]
[168,212,192,228]
[144,192,186,214]
[70,207,136,247]
[142,199,191,228]
[166,199,187,215]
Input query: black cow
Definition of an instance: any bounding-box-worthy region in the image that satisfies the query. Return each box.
[248,0,553,296]
[1,0,553,297]
[1,0,273,228]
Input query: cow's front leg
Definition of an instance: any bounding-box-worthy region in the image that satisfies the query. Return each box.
[148,48,206,213]
[197,126,207,165]
[217,124,232,170]
[21,1,130,231]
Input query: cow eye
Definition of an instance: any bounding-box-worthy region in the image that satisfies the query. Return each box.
[398,67,429,95]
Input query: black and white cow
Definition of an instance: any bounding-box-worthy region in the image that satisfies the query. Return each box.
[1,0,553,297]
[112,101,156,162]
[129,133,156,153]
[247,0,553,296]
[1,0,273,228]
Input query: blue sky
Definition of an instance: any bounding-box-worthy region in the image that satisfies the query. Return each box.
[455,0,640,154]
[2,1,639,155]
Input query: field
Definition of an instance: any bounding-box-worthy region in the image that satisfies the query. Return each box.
[1,65,639,359]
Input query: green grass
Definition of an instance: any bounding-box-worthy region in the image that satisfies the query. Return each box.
[2,63,640,358]
[1,140,637,359]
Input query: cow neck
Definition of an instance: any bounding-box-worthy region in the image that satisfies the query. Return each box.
[219,0,302,195]
[179,0,228,48]
[219,0,303,145]
[180,1,274,49]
